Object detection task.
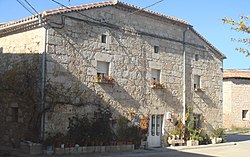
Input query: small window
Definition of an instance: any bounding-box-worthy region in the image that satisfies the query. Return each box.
[101,34,107,43]
[97,61,110,77]
[11,107,18,122]
[151,69,160,81]
[194,75,201,90]
[154,46,159,53]
[242,110,249,120]
[194,54,199,61]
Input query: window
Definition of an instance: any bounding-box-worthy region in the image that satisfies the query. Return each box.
[242,110,249,120]
[194,75,201,91]
[151,69,160,81]
[154,46,159,53]
[101,34,107,43]
[194,54,199,61]
[96,61,113,83]
[151,69,163,88]
[11,107,18,122]
[97,61,109,76]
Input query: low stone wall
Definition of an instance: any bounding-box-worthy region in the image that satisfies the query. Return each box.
[53,144,134,155]
[20,142,43,155]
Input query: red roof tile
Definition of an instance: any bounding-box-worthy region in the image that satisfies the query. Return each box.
[223,70,250,79]
[0,1,189,29]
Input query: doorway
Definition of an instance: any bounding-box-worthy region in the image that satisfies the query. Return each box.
[148,114,164,147]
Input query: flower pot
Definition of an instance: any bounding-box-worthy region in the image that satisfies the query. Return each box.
[187,140,199,146]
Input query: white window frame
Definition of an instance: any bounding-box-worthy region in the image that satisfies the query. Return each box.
[194,75,201,91]
[151,69,161,81]
[97,61,110,77]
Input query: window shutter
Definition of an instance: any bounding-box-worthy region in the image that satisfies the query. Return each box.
[97,61,109,75]
[151,69,160,81]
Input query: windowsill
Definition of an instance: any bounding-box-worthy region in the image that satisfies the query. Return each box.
[150,84,164,89]
[95,78,114,84]
[194,88,202,92]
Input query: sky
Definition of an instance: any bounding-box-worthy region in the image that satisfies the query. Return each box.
[0,0,249,70]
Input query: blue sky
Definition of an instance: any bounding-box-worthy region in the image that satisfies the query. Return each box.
[0,0,249,70]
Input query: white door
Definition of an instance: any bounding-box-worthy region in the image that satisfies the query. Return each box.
[148,114,163,147]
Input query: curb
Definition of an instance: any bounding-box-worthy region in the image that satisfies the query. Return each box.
[167,142,237,151]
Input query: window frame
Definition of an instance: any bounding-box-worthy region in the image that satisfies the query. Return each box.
[242,110,249,120]
[194,75,201,91]
[154,45,159,54]
[194,54,199,61]
[101,34,107,43]
[97,61,110,77]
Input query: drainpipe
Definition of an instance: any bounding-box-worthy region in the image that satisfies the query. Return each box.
[41,25,47,141]
[182,26,190,125]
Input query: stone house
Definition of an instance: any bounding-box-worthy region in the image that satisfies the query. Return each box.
[223,70,250,129]
[0,1,225,147]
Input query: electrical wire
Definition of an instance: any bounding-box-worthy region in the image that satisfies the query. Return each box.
[16,0,35,15]
[24,0,39,14]
[49,0,102,23]
[127,0,165,16]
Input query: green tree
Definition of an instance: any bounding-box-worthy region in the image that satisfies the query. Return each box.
[222,16,250,57]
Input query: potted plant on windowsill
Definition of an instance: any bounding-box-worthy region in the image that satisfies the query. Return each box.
[150,80,164,89]
[95,75,114,84]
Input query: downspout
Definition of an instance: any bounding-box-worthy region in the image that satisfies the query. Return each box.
[41,23,47,141]
[182,26,190,125]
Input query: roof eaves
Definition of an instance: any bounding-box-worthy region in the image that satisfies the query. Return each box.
[190,27,226,60]
[223,70,250,79]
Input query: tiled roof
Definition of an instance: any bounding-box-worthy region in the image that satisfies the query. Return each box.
[0,1,189,29]
[223,70,250,79]
[0,1,225,59]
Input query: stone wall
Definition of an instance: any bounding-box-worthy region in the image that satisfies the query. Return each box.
[44,6,223,136]
[223,78,250,128]
[0,28,44,146]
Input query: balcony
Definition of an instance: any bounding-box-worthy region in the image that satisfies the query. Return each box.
[95,75,114,84]
[150,80,164,89]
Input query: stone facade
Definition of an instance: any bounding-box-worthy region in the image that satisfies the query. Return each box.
[223,70,250,128]
[0,1,225,147]
[0,28,45,146]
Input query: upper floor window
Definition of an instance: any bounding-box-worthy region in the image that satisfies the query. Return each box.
[194,75,201,91]
[151,69,160,81]
[194,54,199,61]
[151,69,163,88]
[96,61,113,84]
[154,46,159,53]
[101,34,107,43]
[97,61,109,76]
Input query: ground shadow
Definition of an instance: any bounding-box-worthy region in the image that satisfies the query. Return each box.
[226,134,250,142]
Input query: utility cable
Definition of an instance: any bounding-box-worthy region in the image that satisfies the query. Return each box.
[23,0,39,14]
[127,0,165,16]
[16,0,35,15]
[49,0,101,23]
